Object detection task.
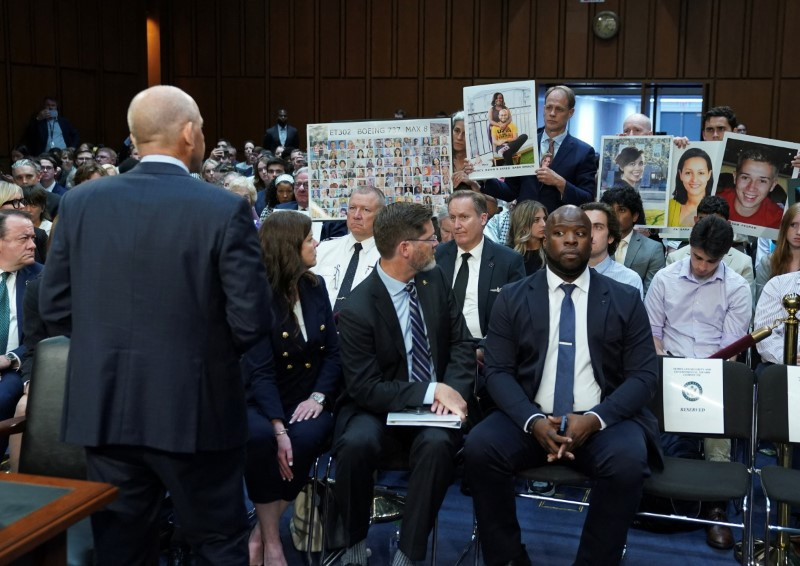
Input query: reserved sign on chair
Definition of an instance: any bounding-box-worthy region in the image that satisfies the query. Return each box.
[662,358,724,434]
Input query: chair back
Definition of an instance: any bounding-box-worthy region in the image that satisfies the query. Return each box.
[651,359,754,439]
[19,336,86,479]
[757,364,791,444]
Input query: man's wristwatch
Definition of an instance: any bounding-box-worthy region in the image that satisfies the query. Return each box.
[310,393,326,406]
[5,353,17,369]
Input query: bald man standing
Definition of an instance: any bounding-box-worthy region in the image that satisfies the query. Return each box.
[40,86,272,564]
[620,113,653,136]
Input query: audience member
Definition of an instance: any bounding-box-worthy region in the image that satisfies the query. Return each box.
[451,111,480,191]
[73,162,108,186]
[263,109,300,154]
[36,154,67,195]
[22,96,79,155]
[507,200,548,275]
[95,147,118,167]
[620,113,653,136]
[11,158,60,219]
[255,156,287,215]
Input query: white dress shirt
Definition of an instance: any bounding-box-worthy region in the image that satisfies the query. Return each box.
[312,234,380,307]
[453,237,484,338]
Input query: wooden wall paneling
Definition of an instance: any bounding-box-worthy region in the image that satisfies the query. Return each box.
[269,3,291,77]
[0,0,5,63]
[319,0,341,78]
[713,0,746,77]
[104,3,146,75]
[101,74,142,146]
[563,1,589,78]
[592,0,621,78]
[423,78,471,117]
[0,68,8,160]
[371,79,418,119]
[506,0,531,78]
[621,0,650,77]
[293,0,315,77]
[219,0,243,77]
[781,0,800,77]
[713,79,773,138]
[370,0,392,77]
[221,78,266,146]
[450,0,475,78]
[345,0,367,77]
[168,0,194,77]
[174,77,217,144]
[270,78,313,144]
[533,0,559,78]
[34,0,58,66]
[746,0,779,79]
[476,0,503,78]
[243,0,266,77]
[9,3,33,65]
[776,79,800,142]
[58,0,80,68]
[59,69,97,146]
[11,66,58,145]
[194,1,217,77]
[682,0,713,78]
[396,0,419,77]
[319,79,365,123]
[77,7,101,70]
[424,0,448,78]
[651,0,680,77]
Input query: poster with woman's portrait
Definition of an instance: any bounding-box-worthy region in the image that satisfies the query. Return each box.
[306,118,453,218]
[597,136,673,228]
[462,81,538,180]
[711,132,800,239]
[658,142,722,239]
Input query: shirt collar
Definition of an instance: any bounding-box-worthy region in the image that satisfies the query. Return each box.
[593,255,614,275]
[348,234,376,253]
[140,154,189,173]
[678,254,725,283]
[376,260,410,297]
[457,236,484,261]
[546,264,591,295]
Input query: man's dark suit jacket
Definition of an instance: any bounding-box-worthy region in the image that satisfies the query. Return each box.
[483,130,597,215]
[5,263,43,364]
[22,116,80,156]
[274,201,347,240]
[263,124,300,153]
[39,160,272,453]
[334,267,474,437]
[484,268,663,469]
[623,230,666,294]
[434,238,525,337]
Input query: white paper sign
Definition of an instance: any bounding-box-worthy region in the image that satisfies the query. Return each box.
[662,358,724,434]
[787,366,800,442]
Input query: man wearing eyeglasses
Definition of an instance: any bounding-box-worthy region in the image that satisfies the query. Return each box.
[11,159,60,218]
[36,154,68,196]
[275,167,346,239]
[0,210,42,460]
[333,202,474,566]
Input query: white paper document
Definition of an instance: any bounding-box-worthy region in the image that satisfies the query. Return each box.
[662,358,725,434]
[386,411,462,429]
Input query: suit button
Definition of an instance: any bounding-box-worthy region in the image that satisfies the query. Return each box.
[320,324,326,331]
[282,332,289,339]
[282,352,289,358]
[305,362,312,369]
[320,346,325,351]
[287,364,293,370]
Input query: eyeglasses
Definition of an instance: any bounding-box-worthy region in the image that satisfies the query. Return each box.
[2,198,29,209]
[39,165,55,171]
[294,182,309,189]
[407,234,439,244]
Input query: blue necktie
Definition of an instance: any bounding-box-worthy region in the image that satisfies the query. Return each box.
[553,283,576,416]
[0,272,11,353]
[405,281,433,382]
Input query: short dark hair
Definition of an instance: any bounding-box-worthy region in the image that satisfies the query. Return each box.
[703,106,737,130]
[736,147,778,178]
[446,190,487,216]
[37,152,61,169]
[600,186,646,226]
[689,214,733,260]
[696,195,730,220]
[581,201,621,256]
[614,147,643,169]
[373,202,432,259]
[22,186,51,221]
[0,210,32,238]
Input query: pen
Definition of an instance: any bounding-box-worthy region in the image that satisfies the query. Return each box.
[559,415,568,436]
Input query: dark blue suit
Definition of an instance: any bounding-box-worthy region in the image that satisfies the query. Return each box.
[465,268,662,566]
[39,159,272,564]
[434,237,525,337]
[0,263,44,454]
[274,201,347,240]
[242,275,340,503]
[483,130,597,215]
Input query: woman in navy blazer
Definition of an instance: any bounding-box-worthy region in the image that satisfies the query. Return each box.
[243,211,341,565]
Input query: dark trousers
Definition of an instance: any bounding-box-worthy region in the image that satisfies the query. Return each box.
[465,411,650,566]
[332,411,460,561]
[0,369,23,456]
[244,405,333,503]
[499,134,530,165]
[86,444,249,566]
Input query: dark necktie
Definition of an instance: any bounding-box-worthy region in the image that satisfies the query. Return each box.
[553,283,576,416]
[0,272,11,353]
[452,252,472,311]
[334,242,363,313]
[547,137,555,157]
[406,281,433,382]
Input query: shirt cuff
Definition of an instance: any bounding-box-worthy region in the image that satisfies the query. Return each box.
[586,411,607,430]
[523,413,546,433]
[423,383,437,405]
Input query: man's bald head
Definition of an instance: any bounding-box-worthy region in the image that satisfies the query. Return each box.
[621,113,653,136]
[127,86,204,168]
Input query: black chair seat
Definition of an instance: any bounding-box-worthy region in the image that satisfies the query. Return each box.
[517,465,591,486]
[760,466,800,507]
[644,457,749,501]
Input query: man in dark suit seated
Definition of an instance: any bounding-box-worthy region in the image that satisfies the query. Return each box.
[40,85,272,565]
[434,190,525,340]
[482,85,597,215]
[334,202,474,566]
[464,205,662,566]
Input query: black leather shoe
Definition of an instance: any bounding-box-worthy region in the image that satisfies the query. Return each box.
[705,507,735,549]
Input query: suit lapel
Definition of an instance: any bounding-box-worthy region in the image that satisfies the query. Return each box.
[525,271,550,377]
[478,241,494,335]
[587,271,610,389]
[367,271,408,369]
[624,232,642,268]
[551,134,574,169]
[437,241,457,284]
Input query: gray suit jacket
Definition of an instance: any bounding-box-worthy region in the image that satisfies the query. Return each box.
[623,231,665,294]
